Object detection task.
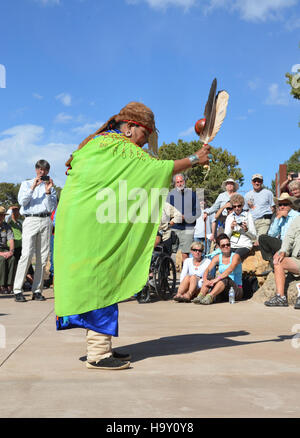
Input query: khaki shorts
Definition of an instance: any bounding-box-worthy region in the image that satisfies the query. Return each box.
[291,257,300,275]
[254,218,271,238]
[173,229,194,254]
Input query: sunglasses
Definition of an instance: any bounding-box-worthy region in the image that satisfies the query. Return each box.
[278,203,290,207]
[192,248,202,252]
[227,207,233,211]
[220,243,231,248]
[233,204,242,208]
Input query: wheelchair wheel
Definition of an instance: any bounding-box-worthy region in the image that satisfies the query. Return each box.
[154,255,176,300]
[136,285,151,303]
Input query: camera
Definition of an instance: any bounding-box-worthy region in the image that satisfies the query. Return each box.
[40,175,50,181]
[290,173,298,179]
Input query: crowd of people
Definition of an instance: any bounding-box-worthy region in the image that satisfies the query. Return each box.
[1,165,300,312]
[1,102,300,372]
[163,172,300,309]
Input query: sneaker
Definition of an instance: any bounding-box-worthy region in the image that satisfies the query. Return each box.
[192,294,205,304]
[294,297,300,309]
[15,292,26,302]
[86,356,130,370]
[201,294,214,305]
[264,294,288,307]
[32,292,46,301]
[112,350,131,361]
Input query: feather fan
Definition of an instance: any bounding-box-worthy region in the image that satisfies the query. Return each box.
[208,90,229,143]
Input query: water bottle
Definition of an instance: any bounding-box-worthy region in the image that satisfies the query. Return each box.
[229,287,235,304]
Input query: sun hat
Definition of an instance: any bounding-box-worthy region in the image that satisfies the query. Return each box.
[221,178,239,192]
[274,192,297,207]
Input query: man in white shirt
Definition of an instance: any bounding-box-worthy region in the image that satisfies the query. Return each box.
[14,160,57,302]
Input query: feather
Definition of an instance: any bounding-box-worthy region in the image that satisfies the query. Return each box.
[208,90,229,143]
[200,78,217,144]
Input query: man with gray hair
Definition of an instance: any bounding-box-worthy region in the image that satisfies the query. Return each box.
[165,174,201,262]
[13,160,57,302]
[244,173,275,241]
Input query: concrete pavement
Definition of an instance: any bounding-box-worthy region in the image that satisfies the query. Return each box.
[1,288,300,418]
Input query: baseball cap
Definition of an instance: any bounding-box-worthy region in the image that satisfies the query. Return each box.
[252,174,263,181]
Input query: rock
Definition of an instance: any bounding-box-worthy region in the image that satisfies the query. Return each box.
[251,271,300,305]
[175,250,182,272]
[242,248,270,287]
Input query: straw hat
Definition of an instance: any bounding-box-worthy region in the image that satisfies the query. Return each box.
[0,206,6,214]
[274,192,297,207]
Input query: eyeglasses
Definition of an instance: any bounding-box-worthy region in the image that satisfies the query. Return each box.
[232,204,242,208]
[220,243,231,248]
[192,248,202,252]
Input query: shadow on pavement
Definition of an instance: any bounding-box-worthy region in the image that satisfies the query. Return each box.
[79,331,294,363]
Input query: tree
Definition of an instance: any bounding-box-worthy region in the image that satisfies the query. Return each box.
[286,70,300,101]
[0,183,20,208]
[285,149,300,174]
[158,139,244,206]
[0,182,62,209]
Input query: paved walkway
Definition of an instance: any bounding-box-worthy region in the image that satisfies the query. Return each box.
[1,288,300,418]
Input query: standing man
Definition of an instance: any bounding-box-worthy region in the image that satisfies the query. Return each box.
[166,174,201,262]
[13,160,57,302]
[244,174,275,243]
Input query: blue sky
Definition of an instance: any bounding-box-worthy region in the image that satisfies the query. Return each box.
[0,0,299,192]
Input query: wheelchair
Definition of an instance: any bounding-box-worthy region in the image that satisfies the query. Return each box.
[136,240,177,304]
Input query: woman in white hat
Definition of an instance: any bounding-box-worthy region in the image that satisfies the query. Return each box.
[203,178,239,234]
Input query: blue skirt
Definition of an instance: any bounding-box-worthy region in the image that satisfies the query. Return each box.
[56,304,119,337]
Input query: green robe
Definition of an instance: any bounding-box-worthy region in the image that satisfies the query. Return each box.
[54,132,174,316]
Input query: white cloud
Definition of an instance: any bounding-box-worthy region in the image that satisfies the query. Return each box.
[134,0,299,21]
[208,0,298,21]
[55,92,72,107]
[126,0,196,10]
[33,93,43,100]
[33,0,60,5]
[72,121,103,136]
[0,124,75,187]
[247,78,261,90]
[54,112,73,123]
[178,125,195,137]
[264,83,289,106]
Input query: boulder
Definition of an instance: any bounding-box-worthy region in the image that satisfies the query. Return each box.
[242,248,270,287]
[251,271,300,305]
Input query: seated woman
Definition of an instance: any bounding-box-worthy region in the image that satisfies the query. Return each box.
[193,233,243,305]
[224,194,257,261]
[173,242,211,303]
[264,215,300,308]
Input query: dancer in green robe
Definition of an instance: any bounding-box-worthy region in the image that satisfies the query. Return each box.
[54,102,211,370]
